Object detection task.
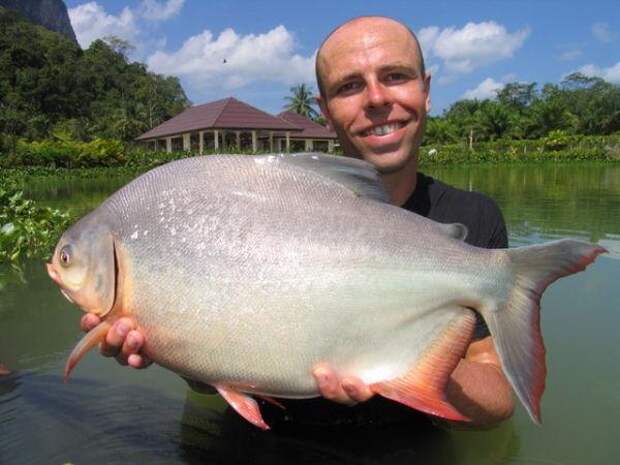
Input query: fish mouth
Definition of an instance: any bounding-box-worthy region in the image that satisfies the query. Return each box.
[46,262,78,305]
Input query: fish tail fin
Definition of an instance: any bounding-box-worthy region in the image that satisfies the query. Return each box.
[481,239,606,423]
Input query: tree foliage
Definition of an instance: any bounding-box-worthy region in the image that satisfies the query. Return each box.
[0,7,189,149]
[283,83,319,120]
[424,73,620,146]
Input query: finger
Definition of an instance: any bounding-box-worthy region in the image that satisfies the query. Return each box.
[121,330,144,359]
[342,377,373,402]
[313,365,355,405]
[127,354,152,369]
[80,313,100,332]
[100,318,134,357]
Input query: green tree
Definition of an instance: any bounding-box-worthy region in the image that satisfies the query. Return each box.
[496,82,537,110]
[474,101,516,140]
[0,8,189,143]
[284,83,319,119]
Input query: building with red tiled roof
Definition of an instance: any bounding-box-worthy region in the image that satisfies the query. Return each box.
[136,97,338,153]
[277,111,338,152]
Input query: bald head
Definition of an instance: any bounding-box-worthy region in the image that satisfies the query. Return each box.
[315,16,426,100]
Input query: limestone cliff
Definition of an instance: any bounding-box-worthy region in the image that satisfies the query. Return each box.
[0,0,77,44]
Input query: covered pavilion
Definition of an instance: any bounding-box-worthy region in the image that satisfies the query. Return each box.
[135,97,338,153]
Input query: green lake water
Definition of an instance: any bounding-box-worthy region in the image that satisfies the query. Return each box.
[1,162,619,465]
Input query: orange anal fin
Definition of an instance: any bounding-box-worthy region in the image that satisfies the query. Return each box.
[64,320,111,382]
[215,385,270,430]
[257,395,286,410]
[370,310,476,422]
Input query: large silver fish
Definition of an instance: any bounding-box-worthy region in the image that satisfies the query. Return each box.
[47,154,605,429]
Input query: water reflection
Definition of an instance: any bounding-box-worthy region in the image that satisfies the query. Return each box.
[0,371,519,465]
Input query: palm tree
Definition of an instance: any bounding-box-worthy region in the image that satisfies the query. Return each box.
[284,83,319,119]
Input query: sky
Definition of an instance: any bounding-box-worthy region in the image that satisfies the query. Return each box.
[64,0,619,115]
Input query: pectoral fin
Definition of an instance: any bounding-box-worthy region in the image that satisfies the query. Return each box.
[370,310,476,421]
[64,320,112,381]
[215,385,270,430]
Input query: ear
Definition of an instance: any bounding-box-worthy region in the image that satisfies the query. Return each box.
[424,73,432,113]
[316,95,334,130]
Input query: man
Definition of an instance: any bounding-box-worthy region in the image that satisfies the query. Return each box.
[81,16,514,428]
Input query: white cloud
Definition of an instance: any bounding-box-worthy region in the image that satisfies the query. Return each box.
[417,26,440,58]
[578,62,620,84]
[147,26,316,90]
[139,0,185,22]
[421,21,530,75]
[559,49,582,61]
[69,1,183,52]
[592,22,613,43]
[462,78,505,100]
[68,2,137,49]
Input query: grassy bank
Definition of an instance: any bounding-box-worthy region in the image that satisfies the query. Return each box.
[1,133,619,171]
[419,133,620,167]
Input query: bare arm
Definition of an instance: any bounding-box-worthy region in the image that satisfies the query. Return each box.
[313,335,515,428]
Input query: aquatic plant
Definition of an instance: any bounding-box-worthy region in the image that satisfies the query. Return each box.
[0,176,73,263]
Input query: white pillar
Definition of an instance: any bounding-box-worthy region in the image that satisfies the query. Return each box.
[286,132,290,152]
[235,131,241,149]
[183,133,190,151]
[199,131,204,155]
[328,140,335,153]
[269,131,274,152]
[252,130,257,152]
[166,137,172,153]
[214,130,219,151]
[305,139,313,151]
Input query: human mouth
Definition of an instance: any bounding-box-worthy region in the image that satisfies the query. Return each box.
[360,122,406,137]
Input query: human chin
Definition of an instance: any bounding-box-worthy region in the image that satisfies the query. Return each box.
[358,146,413,174]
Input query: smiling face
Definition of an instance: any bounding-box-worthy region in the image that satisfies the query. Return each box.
[316,17,431,174]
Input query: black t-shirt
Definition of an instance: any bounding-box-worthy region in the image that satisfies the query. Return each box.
[261,173,508,428]
[404,172,508,249]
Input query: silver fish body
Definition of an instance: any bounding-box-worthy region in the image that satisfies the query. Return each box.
[52,154,605,427]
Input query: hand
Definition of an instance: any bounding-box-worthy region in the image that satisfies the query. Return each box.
[80,314,151,369]
[312,363,373,405]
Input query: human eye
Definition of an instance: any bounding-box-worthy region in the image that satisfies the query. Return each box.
[383,70,413,84]
[336,80,362,96]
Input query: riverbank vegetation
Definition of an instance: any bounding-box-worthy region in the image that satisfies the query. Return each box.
[0,174,73,263]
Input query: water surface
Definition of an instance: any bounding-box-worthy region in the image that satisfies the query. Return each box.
[1,162,618,465]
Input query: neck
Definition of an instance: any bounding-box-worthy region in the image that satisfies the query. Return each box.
[380,155,418,206]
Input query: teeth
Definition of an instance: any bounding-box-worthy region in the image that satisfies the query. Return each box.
[364,123,403,136]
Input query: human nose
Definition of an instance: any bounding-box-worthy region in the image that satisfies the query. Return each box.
[364,80,390,108]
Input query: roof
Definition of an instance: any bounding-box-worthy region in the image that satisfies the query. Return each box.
[277,111,338,139]
[136,97,300,140]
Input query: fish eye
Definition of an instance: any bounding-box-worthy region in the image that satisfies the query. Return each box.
[59,245,72,267]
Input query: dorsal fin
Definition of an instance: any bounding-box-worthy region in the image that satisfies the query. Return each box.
[254,152,390,203]
[437,222,468,241]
